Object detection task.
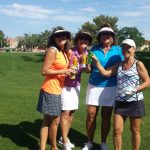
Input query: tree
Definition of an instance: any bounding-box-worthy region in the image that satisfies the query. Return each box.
[18,33,39,51]
[17,30,51,51]
[38,30,51,49]
[117,27,145,48]
[81,15,118,44]
[0,30,7,48]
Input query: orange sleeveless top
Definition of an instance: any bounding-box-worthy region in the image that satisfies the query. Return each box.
[41,48,69,95]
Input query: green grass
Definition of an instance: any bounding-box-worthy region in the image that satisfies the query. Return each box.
[0,52,150,150]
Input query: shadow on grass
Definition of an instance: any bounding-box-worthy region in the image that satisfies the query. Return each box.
[0,119,41,150]
[0,119,102,149]
[21,53,44,63]
[55,124,100,150]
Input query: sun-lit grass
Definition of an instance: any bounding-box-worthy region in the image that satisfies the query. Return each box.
[0,52,150,150]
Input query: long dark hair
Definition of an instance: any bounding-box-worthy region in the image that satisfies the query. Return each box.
[47,26,71,52]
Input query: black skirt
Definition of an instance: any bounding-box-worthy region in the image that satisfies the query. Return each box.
[114,100,145,118]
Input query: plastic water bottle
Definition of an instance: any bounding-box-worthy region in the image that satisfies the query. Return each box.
[87,51,93,64]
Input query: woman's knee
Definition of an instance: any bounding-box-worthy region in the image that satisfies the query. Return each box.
[113,126,123,137]
[130,118,141,136]
[130,126,140,136]
[87,109,97,122]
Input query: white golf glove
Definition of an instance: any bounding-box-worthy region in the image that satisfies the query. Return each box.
[124,86,137,96]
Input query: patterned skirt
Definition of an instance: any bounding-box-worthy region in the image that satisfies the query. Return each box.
[37,90,61,116]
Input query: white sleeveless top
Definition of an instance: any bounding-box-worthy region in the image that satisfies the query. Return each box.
[116,60,144,102]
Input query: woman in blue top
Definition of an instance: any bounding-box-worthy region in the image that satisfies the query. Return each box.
[82,24,123,150]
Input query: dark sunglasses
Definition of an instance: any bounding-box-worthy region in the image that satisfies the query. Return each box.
[54,33,68,38]
[122,45,132,50]
[100,32,113,36]
[78,36,90,41]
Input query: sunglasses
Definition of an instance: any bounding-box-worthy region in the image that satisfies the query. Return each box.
[100,32,113,36]
[122,46,132,51]
[54,33,68,38]
[78,36,90,41]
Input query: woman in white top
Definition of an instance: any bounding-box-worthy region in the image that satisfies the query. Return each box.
[92,39,150,150]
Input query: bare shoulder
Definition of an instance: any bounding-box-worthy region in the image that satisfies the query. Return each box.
[68,49,73,54]
[136,60,148,75]
[67,49,73,55]
[136,60,145,69]
[46,47,57,55]
[66,49,73,60]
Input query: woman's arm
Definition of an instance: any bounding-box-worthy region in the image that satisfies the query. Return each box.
[136,61,150,92]
[41,48,73,76]
[92,55,118,77]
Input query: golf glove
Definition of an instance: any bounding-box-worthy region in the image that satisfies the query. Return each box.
[124,87,137,96]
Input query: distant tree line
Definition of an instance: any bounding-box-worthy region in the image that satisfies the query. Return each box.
[17,30,51,51]
[0,15,148,51]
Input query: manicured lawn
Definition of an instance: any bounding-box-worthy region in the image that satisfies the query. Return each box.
[0,52,150,150]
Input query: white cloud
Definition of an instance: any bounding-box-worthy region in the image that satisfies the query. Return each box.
[0,3,62,20]
[80,6,96,13]
[53,15,90,23]
[120,11,144,17]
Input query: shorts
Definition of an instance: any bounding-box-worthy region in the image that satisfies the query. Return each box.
[37,90,61,116]
[61,86,80,110]
[114,100,145,118]
[86,83,117,106]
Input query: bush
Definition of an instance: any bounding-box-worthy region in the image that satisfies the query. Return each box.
[5,49,12,52]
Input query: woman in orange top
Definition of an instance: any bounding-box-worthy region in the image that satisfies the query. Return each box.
[37,26,74,150]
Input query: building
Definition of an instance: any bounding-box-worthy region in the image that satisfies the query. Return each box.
[141,40,150,51]
[6,37,19,49]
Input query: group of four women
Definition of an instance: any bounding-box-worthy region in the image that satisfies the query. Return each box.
[37,25,150,150]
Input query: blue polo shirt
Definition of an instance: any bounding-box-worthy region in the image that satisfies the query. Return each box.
[89,45,124,87]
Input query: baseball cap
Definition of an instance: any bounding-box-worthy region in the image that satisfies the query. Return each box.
[122,39,136,48]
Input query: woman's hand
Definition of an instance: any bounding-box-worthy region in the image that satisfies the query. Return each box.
[64,68,76,75]
[92,54,98,62]
[92,54,100,66]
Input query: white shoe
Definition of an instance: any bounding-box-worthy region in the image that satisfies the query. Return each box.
[62,142,72,150]
[67,138,75,148]
[100,142,108,150]
[82,141,93,150]
[58,136,75,148]
[58,136,63,144]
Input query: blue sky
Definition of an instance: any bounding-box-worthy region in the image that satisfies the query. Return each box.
[0,0,150,39]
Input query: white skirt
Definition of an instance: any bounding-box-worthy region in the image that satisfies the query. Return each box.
[86,83,117,106]
[61,86,80,110]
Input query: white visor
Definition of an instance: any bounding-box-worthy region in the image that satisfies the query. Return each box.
[98,27,115,34]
